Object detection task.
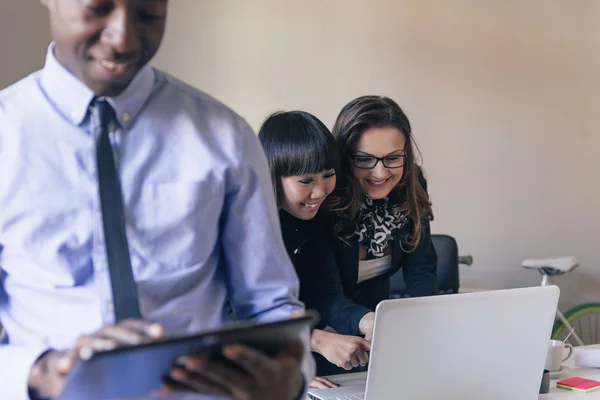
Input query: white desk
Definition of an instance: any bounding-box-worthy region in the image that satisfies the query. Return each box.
[541,344,600,399]
[318,345,600,399]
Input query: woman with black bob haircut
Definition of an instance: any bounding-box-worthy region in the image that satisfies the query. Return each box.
[328,95,438,312]
[259,110,377,384]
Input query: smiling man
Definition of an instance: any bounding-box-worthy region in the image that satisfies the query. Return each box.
[0,1,313,399]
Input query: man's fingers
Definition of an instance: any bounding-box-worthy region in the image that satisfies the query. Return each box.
[59,336,112,375]
[72,320,162,365]
[56,320,164,392]
[150,384,175,397]
[168,367,237,399]
[153,375,221,398]
[181,354,253,398]
[118,319,164,339]
[78,337,121,360]
[280,339,304,361]
[222,345,274,387]
[96,324,155,346]
[46,351,74,377]
[67,335,120,365]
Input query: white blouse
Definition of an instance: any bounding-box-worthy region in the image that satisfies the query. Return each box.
[357,255,392,283]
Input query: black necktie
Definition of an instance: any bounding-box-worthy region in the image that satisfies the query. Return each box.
[94,99,142,321]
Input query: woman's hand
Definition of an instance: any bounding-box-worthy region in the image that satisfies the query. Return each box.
[310,329,370,370]
[358,312,375,341]
[309,376,339,389]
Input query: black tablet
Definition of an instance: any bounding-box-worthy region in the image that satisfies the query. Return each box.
[56,311,319,400]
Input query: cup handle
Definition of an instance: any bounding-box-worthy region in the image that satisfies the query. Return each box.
[562,344,574,362]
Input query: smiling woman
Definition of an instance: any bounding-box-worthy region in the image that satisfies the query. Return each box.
[327,95,438,313]
[349,126,407,200]
[258,111,377,382]
[259,110,339,221]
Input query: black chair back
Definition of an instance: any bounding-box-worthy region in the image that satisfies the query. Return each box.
[389,234,460,297]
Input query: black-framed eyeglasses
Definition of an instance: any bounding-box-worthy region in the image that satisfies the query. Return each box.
[349,154,406,169]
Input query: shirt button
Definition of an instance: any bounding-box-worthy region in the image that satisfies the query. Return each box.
[121,112,131,122]
[105,301,114,314]
[294,248,299,255]
[70,111,78,121]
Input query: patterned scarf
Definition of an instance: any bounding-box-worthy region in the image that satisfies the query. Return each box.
[354,196,408,258]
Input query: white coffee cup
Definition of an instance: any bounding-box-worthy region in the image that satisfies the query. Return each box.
[545,339,573,372]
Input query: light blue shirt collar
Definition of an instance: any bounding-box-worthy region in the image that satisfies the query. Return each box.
[40,42,155,128]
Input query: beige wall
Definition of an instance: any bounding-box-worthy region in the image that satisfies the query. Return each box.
[153,0,600,309]
[0,0,49,89]
[2,1,599,309]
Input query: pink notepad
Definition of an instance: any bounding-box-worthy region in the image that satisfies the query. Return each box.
[556,377,600,393]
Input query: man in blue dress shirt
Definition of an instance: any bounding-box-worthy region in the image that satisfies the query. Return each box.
[0,0,314,399]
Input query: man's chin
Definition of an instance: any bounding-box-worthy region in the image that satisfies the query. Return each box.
[87,77,135,97]
[85,63,142,96]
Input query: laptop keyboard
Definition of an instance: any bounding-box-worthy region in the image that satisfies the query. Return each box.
[307,394,364,400]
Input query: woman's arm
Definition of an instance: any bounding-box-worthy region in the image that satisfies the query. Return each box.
[313,244,373,336]
[310,329,370,371]
[402,169,438,297]
[402,218,439,297]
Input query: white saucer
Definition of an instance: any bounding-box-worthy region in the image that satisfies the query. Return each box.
[549,365,569,379]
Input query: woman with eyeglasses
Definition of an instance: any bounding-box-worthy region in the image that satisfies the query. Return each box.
[328,95,438,314]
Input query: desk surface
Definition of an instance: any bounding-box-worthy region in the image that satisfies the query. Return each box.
[540,344,600,399]
[319,345,600,399]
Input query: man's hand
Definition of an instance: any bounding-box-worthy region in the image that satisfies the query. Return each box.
[156,340,305,400]
[27,319,164,399]
[358,312,375,341]
[311,329,370,370]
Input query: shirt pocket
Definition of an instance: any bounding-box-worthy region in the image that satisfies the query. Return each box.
[131,180,221,271]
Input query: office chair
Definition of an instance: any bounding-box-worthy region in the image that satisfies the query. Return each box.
[389,234,470,298]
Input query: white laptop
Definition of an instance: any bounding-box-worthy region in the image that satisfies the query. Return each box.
[307,285,559,400]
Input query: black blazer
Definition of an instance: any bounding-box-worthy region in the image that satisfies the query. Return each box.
[331,175,438,311]
[279,210,371,336]
[332,217,438,311]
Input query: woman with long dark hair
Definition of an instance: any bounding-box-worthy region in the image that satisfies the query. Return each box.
[328,95,438,311]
